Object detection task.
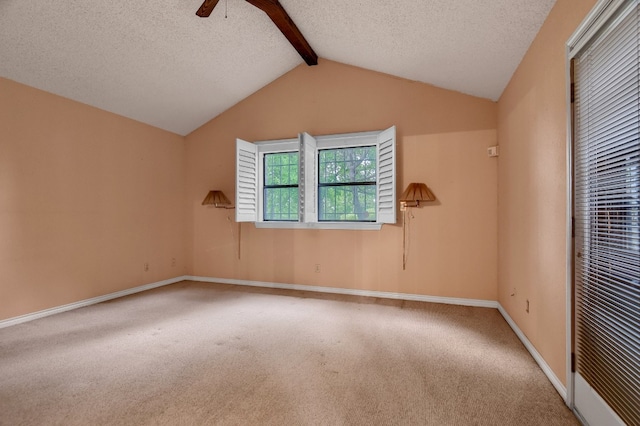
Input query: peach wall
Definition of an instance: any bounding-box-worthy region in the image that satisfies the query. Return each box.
[186,60,498,301]
[0,78,186,320]
[497,0,596,386]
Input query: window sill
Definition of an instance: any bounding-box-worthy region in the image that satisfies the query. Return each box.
[254,222,383,231]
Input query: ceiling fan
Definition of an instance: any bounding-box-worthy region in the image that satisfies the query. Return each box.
[196,0,318,66]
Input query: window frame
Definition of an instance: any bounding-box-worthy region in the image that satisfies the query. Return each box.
[255,139,299,225]
[236,127,396,230]
[262,151,300,222]
[317,145,378,223]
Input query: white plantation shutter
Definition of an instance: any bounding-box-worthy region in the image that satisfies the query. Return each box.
[235,139,258,222]
[300,132,317,223]
[234,127,396,228]
[376,126,396,224]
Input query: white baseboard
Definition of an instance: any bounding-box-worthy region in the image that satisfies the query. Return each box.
[0,276,188,329]
[1,274,564,404]
[497,303,567,401]
[186,275,499,309]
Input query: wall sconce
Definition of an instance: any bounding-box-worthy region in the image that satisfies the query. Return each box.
[399,183,436,270]
[202,190,240,259]
[399,183,435,211]
[202,190,234,209]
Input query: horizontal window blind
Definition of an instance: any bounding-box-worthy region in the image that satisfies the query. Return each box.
[573,3,640,426]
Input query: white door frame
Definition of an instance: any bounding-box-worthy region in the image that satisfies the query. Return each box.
[565,1,638,424]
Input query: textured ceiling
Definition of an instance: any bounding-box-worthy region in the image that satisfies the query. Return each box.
[0,0,556,136]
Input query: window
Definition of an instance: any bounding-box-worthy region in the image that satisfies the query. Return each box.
[263,152,299,221]
[235,126,396,230]
[318,146,377,222]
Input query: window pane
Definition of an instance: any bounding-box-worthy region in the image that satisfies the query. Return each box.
[264,187,299,221]
[318,146,377,222]
[264,152,298,221]
[319,185,376,222]
[265,152,298,186]
[319,146,376,184]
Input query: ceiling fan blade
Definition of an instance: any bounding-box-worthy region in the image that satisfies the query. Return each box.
[196,0,220,17]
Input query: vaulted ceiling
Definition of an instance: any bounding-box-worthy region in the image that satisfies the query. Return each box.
[0,0,556,136]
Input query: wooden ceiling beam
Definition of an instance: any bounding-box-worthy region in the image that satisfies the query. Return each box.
[196,0,220,18]
[244,0,318,66]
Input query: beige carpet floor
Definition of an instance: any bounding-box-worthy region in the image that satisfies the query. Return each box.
[0,281,578,425]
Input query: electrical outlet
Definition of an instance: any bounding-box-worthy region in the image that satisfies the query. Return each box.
[511,287,516,296]
[144,262,149,272]
[315,264,321,273]
[171,257,176,267]
[526,299,530,313]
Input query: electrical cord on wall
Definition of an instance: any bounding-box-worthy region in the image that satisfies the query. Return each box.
[402,208,414,270]
[227,216,241,260]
